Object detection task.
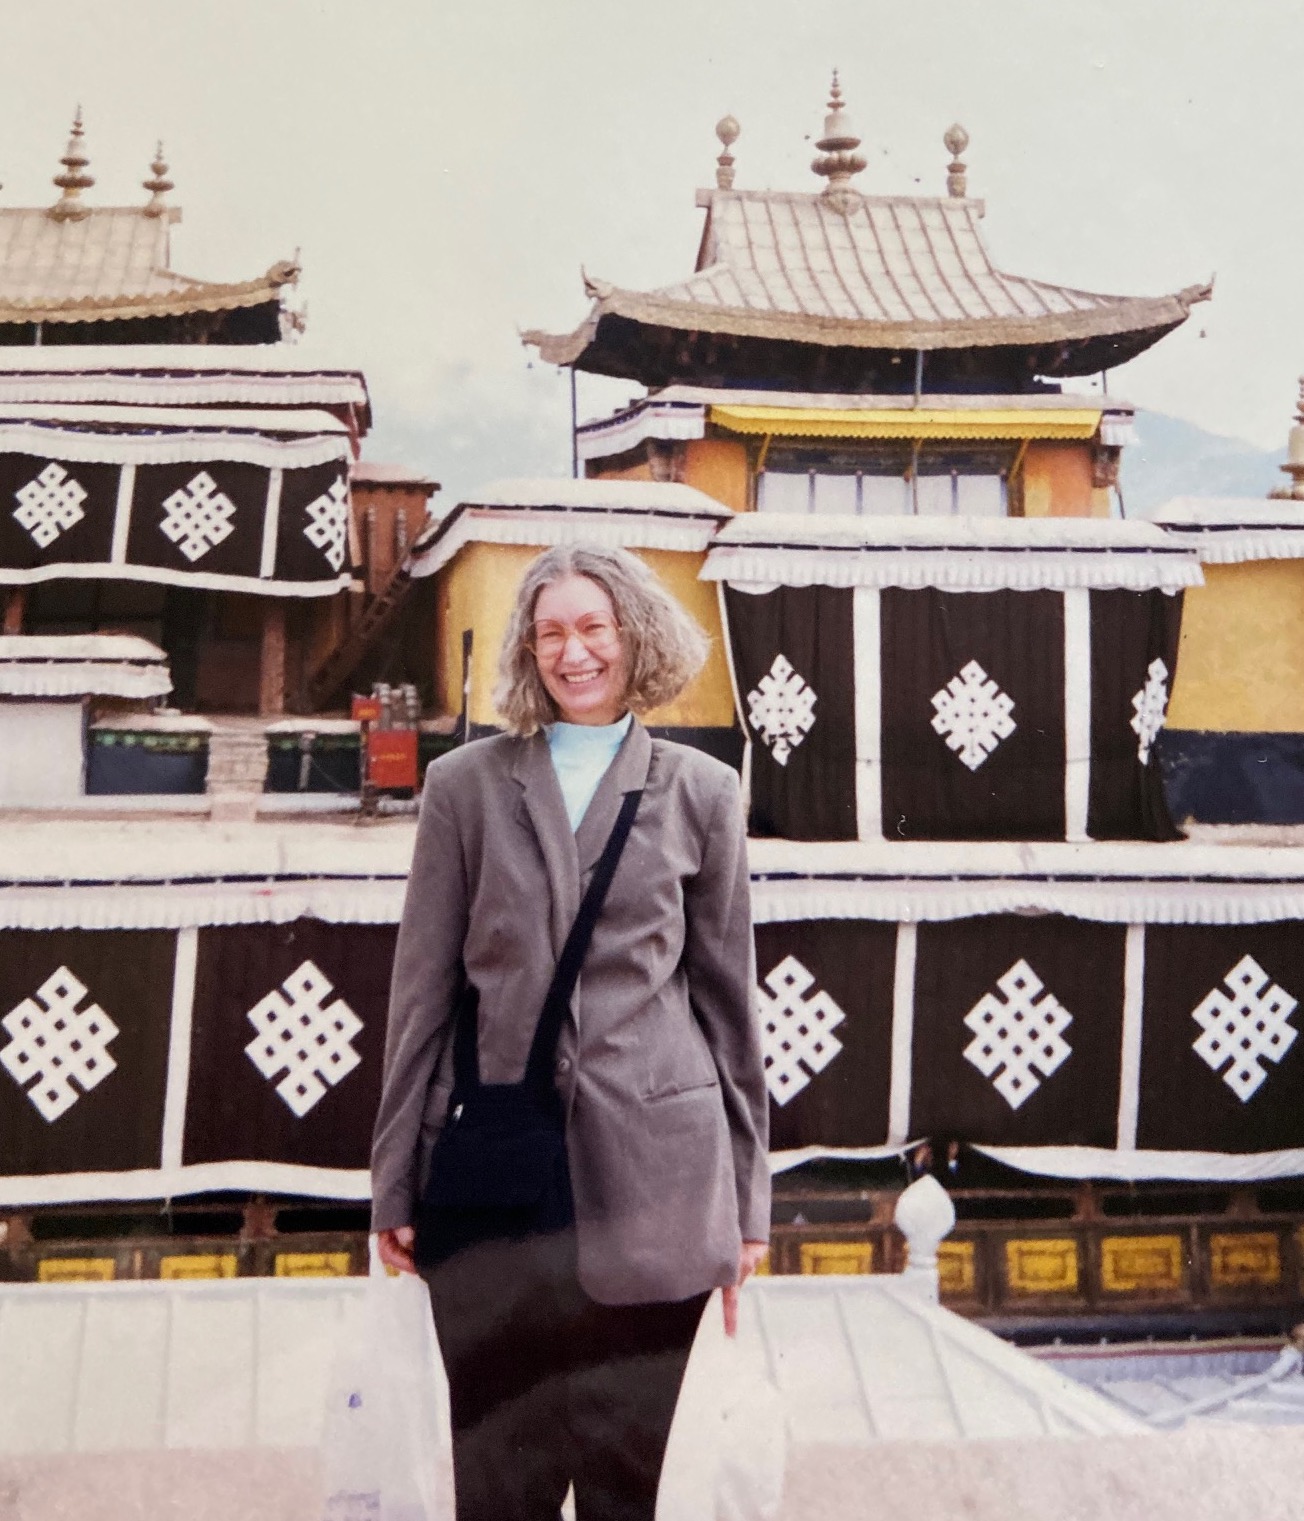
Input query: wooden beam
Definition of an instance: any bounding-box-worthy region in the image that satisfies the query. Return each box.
[259,601,286,717]
[2,587,25,635]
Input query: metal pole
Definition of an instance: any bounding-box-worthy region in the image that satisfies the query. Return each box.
[570,367,579,478]
[913,348,924,404]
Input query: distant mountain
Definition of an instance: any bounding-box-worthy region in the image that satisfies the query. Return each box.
[366,398,1286,519]
[1121,410,1284,518]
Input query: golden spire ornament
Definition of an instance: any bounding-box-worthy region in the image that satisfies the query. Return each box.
[811,71,867,210]
[50,106,95,222]
[142,141,174,217]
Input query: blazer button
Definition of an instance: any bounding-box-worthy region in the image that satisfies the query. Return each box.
[556,1057,572,1075]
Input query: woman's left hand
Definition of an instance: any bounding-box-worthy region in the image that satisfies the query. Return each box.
[722,1240,770,1338]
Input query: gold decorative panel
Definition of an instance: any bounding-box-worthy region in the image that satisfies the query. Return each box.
[799,1240,874,1276]
[1209,1232,1281,1289]
[1100,1235,1185,1294]
[160,1253,238,1280]
[37,1257,114,1283]
[1004,1238,1079,1296]
[938,1240,976,1298]
[273,1251,353,1278]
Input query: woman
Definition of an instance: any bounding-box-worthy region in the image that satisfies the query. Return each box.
[371,543,770,1521]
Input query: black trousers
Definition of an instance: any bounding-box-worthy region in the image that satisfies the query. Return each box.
[424,1230,708,1521]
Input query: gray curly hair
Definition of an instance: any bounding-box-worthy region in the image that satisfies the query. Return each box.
[494,544,710,736]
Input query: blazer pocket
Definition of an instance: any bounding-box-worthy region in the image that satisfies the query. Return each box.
[644,1073,721,1104]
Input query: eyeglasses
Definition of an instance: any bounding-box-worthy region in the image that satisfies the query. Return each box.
[526,614,623,660]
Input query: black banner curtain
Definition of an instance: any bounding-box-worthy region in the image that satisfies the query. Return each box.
[721,584,1183,843]
[880,588,1066,840]
[0,453,351,591]
[723,584,858,841]
[5,908,1304,1197]
[1087,589,1183,840]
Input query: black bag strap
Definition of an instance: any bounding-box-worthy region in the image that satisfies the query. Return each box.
[453,787,643,1094]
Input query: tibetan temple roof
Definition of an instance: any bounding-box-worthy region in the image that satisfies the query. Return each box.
[0,114,298,342]
[525,79,1211,390]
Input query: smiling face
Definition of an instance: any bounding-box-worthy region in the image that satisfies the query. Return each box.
[531,573,631,726]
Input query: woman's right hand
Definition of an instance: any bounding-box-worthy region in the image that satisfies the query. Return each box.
[376,1225,417,1275]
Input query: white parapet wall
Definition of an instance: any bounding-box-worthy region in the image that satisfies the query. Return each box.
[0,702,85,805]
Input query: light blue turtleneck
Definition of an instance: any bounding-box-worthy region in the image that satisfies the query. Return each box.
[545,711,633,831]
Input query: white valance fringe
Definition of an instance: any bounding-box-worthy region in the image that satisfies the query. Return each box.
[769,1142,915,1175]
[0,1160,372,1208]
[575,404,707,461]
[0,424,350,470]
[1167,531,1304,565]
[0,881,408,931]
[13,873,1304,930]
[0,561,352,598]
[704,547,1201,593]
[974,1143,1304,1183]
[751,876,1304,926]
[412,512,718,579]
[0,375,368,411]
[0,663,170,698]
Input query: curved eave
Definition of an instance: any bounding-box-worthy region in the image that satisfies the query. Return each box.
[525,281,1211,369]
[0,265,297,327]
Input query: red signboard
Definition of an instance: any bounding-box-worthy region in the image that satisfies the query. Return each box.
[351,695,382,723]
[366,728,419,790]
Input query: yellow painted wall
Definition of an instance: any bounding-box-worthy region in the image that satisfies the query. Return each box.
[434,539,735,730]
[1167,560,1304,732]
[638,548,735,727]
[1021,442,1098,517]
[435,541,539,725]
[683,437,751,513]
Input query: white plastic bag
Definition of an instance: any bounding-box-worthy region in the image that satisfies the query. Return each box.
[320,1244,454,1521]
[657,1288,787,1521]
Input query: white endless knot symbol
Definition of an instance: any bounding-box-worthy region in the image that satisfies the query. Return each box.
[747,654,817,766]
[13,462,88,548]
[1191,954,1297,1102]
[0,967,119,1123]
[757,955,845,1106]
[963,959,1073,1111]
[159,471,237,563]
[244,960,363,1118]
[931,660,1017,771]
[303,478,350,572]
[1130,657,1170,766]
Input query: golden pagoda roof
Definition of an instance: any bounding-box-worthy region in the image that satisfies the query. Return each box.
[527,186,1211,365]
[0,115,298,329]
[525,82,1211,385]
[0,205,297,325]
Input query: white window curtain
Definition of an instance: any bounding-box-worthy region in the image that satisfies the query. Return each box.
[759,467,1008,517]
[811,474,859,515]
[860,475,911,516]
[757,471,812,513]
[956,474,1006,517]
[914,474,954,516]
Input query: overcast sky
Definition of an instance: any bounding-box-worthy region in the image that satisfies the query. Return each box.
[3,0,1303,499]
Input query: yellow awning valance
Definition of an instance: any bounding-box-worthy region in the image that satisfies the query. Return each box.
[708,404,1103,442]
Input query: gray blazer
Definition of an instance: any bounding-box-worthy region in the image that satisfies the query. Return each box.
[370,719,770,1305]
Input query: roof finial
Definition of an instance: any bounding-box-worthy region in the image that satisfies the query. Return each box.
[811,70,866,209]
[1273,377,1304,500]
[714,115,740,190]
[944,124,970,198]
[50,106,95,222]
[142,141,174,216]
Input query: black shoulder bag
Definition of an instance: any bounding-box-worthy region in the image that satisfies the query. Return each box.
[414,788,642,1269]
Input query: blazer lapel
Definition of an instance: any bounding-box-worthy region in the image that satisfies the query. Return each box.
[574,719,653,877]
[511,732,580,956]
